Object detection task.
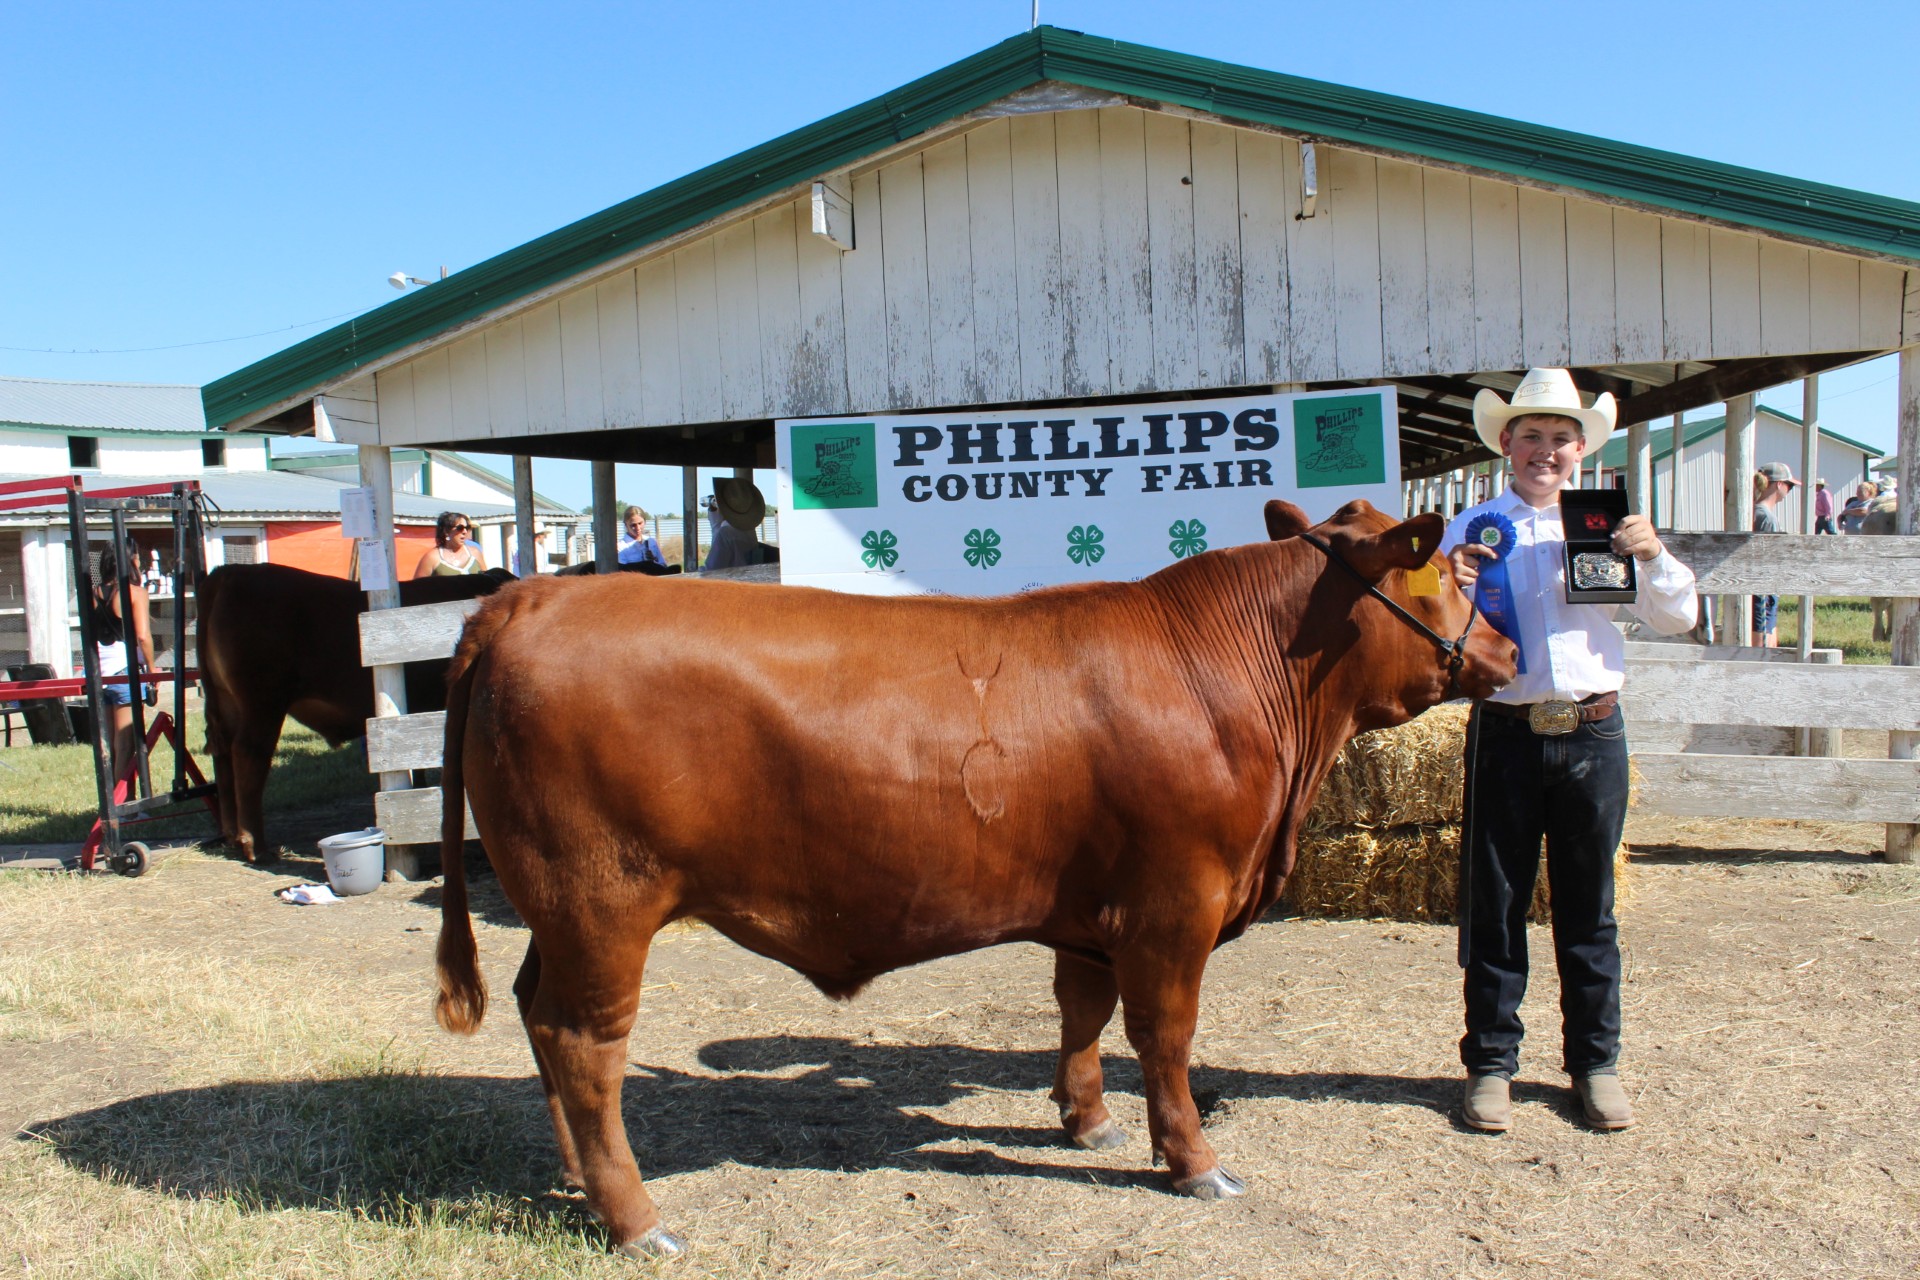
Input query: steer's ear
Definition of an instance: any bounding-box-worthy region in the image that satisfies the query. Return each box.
[1264,500,1312,541]
[1347,512,1447,580]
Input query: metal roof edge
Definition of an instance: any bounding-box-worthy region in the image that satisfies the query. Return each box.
[1597,407,1885,465]
[204,25,1920,429]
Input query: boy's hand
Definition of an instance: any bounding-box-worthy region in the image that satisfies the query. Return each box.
[1611,514,1665,562]
[1448,543,1496,590]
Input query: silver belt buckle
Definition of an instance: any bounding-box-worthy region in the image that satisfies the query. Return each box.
[1527,700,1580,735]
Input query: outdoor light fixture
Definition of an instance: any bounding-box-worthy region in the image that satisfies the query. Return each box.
[388,266,450,289]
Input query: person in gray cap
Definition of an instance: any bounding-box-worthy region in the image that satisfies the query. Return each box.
[1751,462,1798,646]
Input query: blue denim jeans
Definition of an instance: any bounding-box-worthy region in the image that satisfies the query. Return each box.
[1459,704,1629,1078]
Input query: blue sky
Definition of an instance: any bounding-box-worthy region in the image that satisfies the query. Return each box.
[3,0,1914,514]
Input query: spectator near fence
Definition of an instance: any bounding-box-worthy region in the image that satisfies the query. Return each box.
[1812,479,1836,535]
[1750,462,1797,647]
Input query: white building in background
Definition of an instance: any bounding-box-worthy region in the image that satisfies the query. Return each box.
[0,376,575,676]
[1592,407,1883,530]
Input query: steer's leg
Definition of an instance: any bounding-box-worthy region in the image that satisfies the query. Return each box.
[1114,937,1244,1200]
[513,938,585,1190]
[525,916,684,1259]
[227,714,283,863]
[1050,951,1126,1150]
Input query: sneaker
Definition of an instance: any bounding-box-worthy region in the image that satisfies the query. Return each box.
[1575,1072,1636,1130]
[1461,1074,1512,1132]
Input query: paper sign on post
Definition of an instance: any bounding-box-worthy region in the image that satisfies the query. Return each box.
[340,487,377,540]
[356,538,392,592]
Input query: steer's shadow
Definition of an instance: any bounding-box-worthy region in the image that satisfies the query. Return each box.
[25,1036,1456,1221]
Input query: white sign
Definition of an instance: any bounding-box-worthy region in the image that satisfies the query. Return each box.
[355,538,392,592]
[774,388,1401,596]
[339,486,377,540]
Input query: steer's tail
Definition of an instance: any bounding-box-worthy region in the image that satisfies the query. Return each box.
[433,609,495,1035]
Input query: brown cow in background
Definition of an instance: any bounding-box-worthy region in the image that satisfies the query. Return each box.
[433,499,1516,1259]
[198,563,512,863]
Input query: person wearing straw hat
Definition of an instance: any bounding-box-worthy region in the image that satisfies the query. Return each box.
[1442,368,1699,1134]
[705,477,768,570]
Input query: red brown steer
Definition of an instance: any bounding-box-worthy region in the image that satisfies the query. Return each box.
[433,499,1514,1258]
[198,563,511,862]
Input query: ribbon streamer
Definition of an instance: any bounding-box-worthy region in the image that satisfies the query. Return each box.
[1462,512,1525,674]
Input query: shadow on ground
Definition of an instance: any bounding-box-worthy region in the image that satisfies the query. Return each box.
[1629,845,1880,867]
[25,1035,1457,1219]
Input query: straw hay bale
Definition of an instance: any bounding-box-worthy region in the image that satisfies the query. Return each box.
[1306,703,1468,830]
[1284,824,1631,924]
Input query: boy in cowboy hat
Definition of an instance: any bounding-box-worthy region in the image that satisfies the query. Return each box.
[1443,368,1699,1134]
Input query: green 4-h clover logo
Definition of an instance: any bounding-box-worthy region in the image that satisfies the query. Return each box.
[1168,518,1208,558]
[859,529,899,569]
[1066,524,1105,565]
[962,528,1002,569]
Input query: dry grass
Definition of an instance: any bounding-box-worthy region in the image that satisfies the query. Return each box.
[3,818,1916,1276]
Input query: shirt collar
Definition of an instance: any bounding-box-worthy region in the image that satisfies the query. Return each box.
[1495,485,1565,521]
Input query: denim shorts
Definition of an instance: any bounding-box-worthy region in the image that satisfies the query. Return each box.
[1751,594,1779,634]
[100,681,132,708]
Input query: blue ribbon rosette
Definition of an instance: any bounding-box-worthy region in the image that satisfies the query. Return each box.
[1462,512,1525,674]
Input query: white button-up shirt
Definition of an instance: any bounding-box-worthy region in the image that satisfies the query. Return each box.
[1441,488,1699,706]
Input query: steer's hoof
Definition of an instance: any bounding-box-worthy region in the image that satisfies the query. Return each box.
[1172,1165,1247,1200]
[616,1226,688,1261]
[1071,1119,1129,1151]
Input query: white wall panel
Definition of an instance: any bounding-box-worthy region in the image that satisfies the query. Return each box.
[1330,148,1383,380]
[1708,227,1762,359]
[1189,119,1244,386]
[1517,186,1570,367]
[712,220,764,420]
[1564,197,1616,365]
[1144,111,1198,390]
[966,119,1022,404]
[1660,219,1711,361]
[1469,178,1522,371]
[879,155,933,407]
[557,286,604,434]
[520,300,566,433]
[754,202,804,422]
[1612,208,1664,363]
[596,269,645,428]
[674,241,722,423]
[1757,240,1810,356]
[1420,166,1473,375]
[1236,130,1290,382]
[1098,107,1154,393]
[447,332,491,439]
[1008,113,1065,400]
[1054,108,1108,396]
[1284,137,1337,381]
[922,134,978,406]
[633,254,682,424]
[841,168,889,412]
[1375,156,1427,375]
[484,319,529,438]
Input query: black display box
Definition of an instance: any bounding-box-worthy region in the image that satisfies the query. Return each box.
[1558,488,1637,604]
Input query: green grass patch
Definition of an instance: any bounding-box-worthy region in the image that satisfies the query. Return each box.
[0,708,374,845]
[1775,596,1890,664]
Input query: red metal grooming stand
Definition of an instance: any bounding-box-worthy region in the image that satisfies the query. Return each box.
[0,476,219,874]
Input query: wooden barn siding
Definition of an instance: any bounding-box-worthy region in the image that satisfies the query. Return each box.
[374,108,1912,442]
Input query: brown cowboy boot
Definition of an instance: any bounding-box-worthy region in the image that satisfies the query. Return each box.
[1574,1072,1636,1130]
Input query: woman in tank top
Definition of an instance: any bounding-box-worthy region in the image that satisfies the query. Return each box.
[413,511,488,579]
[91,542,156,773]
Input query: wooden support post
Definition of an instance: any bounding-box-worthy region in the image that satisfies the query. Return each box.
[1667,412,1684,530]
[358,445,418,879]
[512,455,536,577]
[591,460,617,573]
[1722,394,1757,646]
[1889,347,1919,862]
[682,464,701,571]
[1627,420,1651,517]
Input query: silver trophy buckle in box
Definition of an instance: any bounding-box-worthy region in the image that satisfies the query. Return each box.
[1558,488,1637,604]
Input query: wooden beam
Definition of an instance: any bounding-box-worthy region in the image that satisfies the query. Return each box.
[1618,351,1878,425]
[1662,531,1920,596]
[1891,344,1920,862]
[1632,753,1920,824]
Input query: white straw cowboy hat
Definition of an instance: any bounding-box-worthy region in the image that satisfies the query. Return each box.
[1472,368,1617,455]
[713,477,766,533]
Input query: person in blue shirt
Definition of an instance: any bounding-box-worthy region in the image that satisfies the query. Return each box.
[617,506,666,567]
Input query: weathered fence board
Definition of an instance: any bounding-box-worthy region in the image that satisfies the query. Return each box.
[1624,642,1841,664]
[375,787,473,846]
[1628,722,1798,756]
[1660,532,1920,596]
[360,598,486,667]
[365,711,445,773]
[1620,659,1920,730]
[1632,754,1920,824]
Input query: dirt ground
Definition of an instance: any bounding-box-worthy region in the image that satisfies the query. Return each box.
[5,801,1919,1279]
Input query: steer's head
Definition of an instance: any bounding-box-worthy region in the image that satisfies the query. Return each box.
[1265,498,1517,720]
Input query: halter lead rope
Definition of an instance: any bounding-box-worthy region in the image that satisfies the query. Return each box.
[1295,531,1480,690]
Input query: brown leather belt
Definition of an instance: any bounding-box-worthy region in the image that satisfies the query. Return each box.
[1479,691,1619,735]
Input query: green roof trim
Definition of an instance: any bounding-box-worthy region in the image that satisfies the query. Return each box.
[203,26,1920,429]
[268,448,429,470]
[1594,405,1885,467]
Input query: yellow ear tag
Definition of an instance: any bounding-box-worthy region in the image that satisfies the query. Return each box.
[1407,564,1441,596]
